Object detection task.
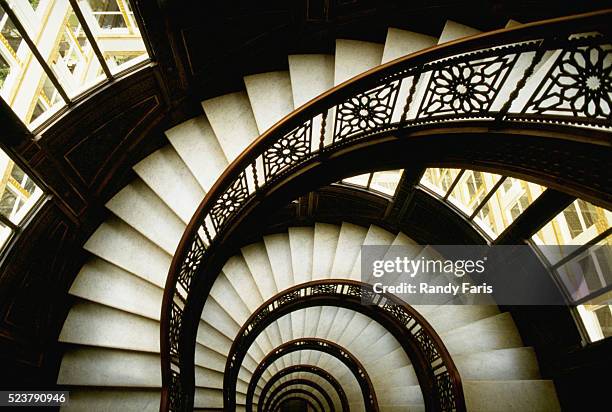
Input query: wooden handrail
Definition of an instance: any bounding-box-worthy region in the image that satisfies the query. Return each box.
[160,10,612,411]
[225,280,464,412]
[256,365,350,412]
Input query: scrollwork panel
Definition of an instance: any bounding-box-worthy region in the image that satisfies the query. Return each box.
[209,172,250,230]
[418,53,518,117]
[523,40,611,120]
[333,80,401,142]
[263,121,313,180]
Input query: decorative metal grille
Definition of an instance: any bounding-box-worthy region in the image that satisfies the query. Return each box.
[161,13,611,412]
[168,371,187,412]
[169,303,183,359]
[263,121,313,179]
[230,281,463,412]
[209,171,249,230]
[524,40,611,120]
[418,54,518,117]
[177,236,205,292]
[334,80,401,142]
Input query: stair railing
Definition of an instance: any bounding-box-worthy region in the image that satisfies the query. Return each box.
[160,10,611,411]
[232,280,464,412]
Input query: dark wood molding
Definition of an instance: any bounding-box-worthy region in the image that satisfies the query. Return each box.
[0,201,83,388]
[383,164,426,221]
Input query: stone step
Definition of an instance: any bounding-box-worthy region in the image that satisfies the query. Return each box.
[463,380,560,411]
[60,388,160,412]
[105,177,185,254]
[59,300,159,353]
[334,39,384,85]
[382,28,437,63]
[133,145,204,224]
[69,258,162,321]
[288,54,335,107]
[83,217,171,288]
[202,91,259,162]
[244,71,294,133]
[165,115,228,192]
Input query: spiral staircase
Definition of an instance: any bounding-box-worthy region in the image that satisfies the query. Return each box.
[53,17,584,411]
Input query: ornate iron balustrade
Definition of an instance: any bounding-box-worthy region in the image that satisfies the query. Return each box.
[257,365,349,412]
[270,389,325,412]
[247,338,372,412]
[226,280,463,412]
[265,379,334,412]
[160,10,612,412]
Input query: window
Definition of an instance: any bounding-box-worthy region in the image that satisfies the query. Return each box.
[0,0,149,129]
[532,199,611,263]
[0,149,44,250]
[420,168,461,197]
[420,168,612,343]
[577,290,612,342]
[555,239,611,302]
[369,170,402,196]
[532,201,611,342]
[476,177,545,237]
[421,168,547,239]
[447,170,501,217]
[342,173,369,187]
[341,170,403,197]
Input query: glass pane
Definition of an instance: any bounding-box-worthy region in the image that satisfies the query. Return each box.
[0,219,12,250]
[555,237,611,301]
[86,0,125,29]
[0,4,65,128]
[448,170,502,216]
[83,0,148,74]
[532,200,612,264]
[0,151,43,224]
[13,1,106,98]
[343,173,370,187]
[577,289,612,342]
[58,9,105,96]
[370,170,402,196]
[474,177,546,237]
[420,168,461,197]
[1,0,150,128]
[0,8,23,52]
[28,0,41,11]
[0,54,9,88]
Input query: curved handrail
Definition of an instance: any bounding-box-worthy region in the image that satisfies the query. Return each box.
[270,389,325,412]
[225,280,463,412]
[264,379,334,412]
[160,10,612,411]
[257,365,349,412]
[246,337,377,412]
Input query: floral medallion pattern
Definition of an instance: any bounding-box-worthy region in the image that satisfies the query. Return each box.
[263,121,312,179]
[419,54,517,117]
[525,43,611,119]
[334,80,400,142]
[178,236,206,291]
[169,302,183,357]
[210,172,249,230]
